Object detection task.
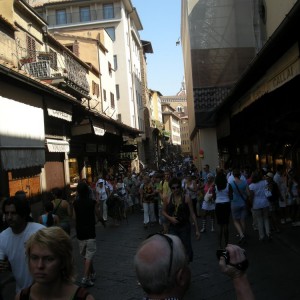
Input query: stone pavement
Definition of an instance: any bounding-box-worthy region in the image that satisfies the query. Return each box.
[1,208,300,299]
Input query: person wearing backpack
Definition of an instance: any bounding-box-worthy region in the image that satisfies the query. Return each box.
[38,202,59,227]
[51,188,72,235]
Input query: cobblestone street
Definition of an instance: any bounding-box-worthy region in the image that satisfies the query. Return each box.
[2,209,300,299]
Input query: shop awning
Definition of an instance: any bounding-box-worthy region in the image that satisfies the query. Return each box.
[46,139,70,152]
[0,96,45,170]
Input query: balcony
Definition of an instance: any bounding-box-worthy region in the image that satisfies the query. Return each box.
[21,51,89,99]
[45,7,122,28]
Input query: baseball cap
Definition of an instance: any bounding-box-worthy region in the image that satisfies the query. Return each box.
[266,172,274,178]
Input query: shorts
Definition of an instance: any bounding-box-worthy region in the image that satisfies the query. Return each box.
[231,205,247,220]
[78,239,96,260]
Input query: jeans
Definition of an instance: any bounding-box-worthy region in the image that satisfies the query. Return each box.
[143,202,156,224]
[99,200,107,221]
[252,207,270,240]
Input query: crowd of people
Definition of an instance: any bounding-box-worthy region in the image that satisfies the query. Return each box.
[1,160,299,299]
[92,162,299,248]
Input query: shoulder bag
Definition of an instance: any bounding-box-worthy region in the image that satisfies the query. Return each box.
[233,181,252,208]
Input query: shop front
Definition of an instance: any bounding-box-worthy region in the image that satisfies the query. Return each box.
[0,93,45,198]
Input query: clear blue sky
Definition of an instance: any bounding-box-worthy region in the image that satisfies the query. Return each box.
[133,0,184,96]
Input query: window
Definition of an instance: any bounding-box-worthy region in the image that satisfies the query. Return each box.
[116,84,120,100]
[92,81,99,97]
[108,62,112,75]
[110,92,115,108]
[80,6,91,22]
[105,27,115,41]
[103,4,114,19]
[113,55,118,70]
[56,9,67,25]
[103,89,107,101]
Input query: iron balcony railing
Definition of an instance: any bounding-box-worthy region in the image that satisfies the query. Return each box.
[22,51,90,97]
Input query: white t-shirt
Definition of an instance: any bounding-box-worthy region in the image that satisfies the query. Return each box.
[96,185,108,201]
[0,222,45,293]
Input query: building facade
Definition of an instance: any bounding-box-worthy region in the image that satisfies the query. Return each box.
[30,0,154,173]
[0,0,140,202]
[161,83,191,157]
[181,0,300,173]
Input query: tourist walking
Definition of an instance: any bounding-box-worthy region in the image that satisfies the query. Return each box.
[140,175,157,228]
[184,175,199,218]
[158,170,172,233]
[95,179,110,222]
[229,169,250,244]
[249,170,271,241]
[38,202,59,227]
[73,181,102,287]
[265,172,281,232]
[51,188,72,235]
[214,169,231,248]
[200,173,216,233]
[273,164,288,224]
[162,177,200,262]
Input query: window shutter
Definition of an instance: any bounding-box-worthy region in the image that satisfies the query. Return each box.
[26,35,36,61]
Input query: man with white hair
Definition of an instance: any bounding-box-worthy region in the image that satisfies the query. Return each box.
[134,234,255,300]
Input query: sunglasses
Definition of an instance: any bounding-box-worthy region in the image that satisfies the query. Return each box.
[147,233,173,277]
[171,185,180,190]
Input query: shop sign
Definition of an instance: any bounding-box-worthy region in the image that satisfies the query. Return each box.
[47,108,72,122]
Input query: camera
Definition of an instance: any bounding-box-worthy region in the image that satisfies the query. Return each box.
[216,249,249,271]
[216,249,230,264]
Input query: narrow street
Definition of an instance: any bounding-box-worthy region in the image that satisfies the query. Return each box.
[2,209,300,299]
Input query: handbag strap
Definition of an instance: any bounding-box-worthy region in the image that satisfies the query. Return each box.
[53,199,62,214]
[233,181,246,201]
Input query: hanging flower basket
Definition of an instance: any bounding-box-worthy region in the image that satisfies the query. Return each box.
[20,56,33,64]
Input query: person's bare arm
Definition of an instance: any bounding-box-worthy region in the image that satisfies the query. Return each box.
[219,244,255,300]
[162,196,178,225]
[186,195,200,239]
